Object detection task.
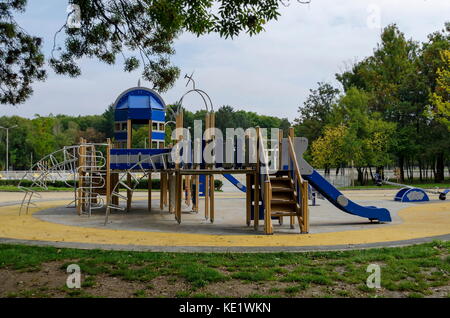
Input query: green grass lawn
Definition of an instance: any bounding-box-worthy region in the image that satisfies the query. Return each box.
[0,242,448,298]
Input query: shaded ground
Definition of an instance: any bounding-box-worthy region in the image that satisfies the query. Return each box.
[0,242,448,298]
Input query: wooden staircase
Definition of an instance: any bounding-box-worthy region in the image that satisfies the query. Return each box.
[263,170,309,235]
[269,171,301,226]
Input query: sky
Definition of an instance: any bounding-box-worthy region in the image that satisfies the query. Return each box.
[1,0,449,120]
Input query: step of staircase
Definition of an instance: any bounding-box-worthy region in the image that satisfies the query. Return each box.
[270,179,293,190]
[271,191,295,202]
[271,170,290,177]
[271,202,299,213]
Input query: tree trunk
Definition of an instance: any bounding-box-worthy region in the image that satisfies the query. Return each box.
[357,167,364,186]
[418,159,423,182]
[435,153,445,183]
[399,156,405,182]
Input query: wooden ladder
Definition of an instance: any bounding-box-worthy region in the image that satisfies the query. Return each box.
[264,170,309,235]
[270,170,300,221]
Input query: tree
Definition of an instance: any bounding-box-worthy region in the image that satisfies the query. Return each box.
[315,87,396,184]
[311,124,348,171]
[0,0,46,105]
[430,50,450,130]
[295,82,340,143]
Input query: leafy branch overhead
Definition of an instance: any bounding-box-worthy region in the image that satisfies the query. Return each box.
[51,0,286,92]
[0,0,46,105]
[2,0,303,105]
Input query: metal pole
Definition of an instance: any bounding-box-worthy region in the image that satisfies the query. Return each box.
[6,128,8,173]
[0,125,17,175]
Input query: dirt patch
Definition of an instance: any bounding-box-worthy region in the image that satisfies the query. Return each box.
[0,261,69,297]
[0,260,448,298]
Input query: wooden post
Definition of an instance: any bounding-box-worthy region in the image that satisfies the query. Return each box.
[301,181,309,234]
[175,170,182,223]
[204,175,209,220]
[168,173,174,213]
[148,119,152,212]
[185,175,191,206]
[246,173,251,226]
[278,128,283,226]
[106,138,111,212]
[193,174,199,212]
[209,112,215,222]
[264,181,273,235]
[254,127,260,231]
[210,174,215,223]
[289,127,295,229]
[204,112,210,220]
[160,172,165,210]
[163,172,168,207]
[126,119,132,211]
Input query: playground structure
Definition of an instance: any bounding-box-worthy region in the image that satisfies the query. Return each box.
[376,176,449,203]
[18,83,393,235]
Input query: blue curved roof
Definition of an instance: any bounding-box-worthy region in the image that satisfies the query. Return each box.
[113,87,165,111]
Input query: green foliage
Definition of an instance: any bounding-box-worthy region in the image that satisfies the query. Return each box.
[311,88,396,175]
[298,23,450,183]
[0,0,46,105]
[295,82,340,142]
[430,50,450,129]
[49,0,283,93]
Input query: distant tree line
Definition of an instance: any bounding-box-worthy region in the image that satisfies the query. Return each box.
[0,105,290,170]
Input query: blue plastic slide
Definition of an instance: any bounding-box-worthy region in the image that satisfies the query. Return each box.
[222,174,247,193]
[302,170,392,222]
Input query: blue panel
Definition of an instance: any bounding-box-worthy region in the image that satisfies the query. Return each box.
[114,132,127,141]
[397,188,430,202]
[114,110,128,122]
[152,132,165,140]
[109,148,171,170]
[110,149,170,155]
[150,96,164,110]
[128,95,150,109]
[128,108,151,120]
[151,110,165,122]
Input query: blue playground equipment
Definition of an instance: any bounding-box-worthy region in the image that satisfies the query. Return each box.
[288,137,392,223]
[375,176,448,202]
[302,171,392,222]
[113,86,166,149]
[222,174,247,192]
[197,174,246,197]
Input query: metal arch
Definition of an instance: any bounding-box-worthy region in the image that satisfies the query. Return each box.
[176,89,210,114]
[104,151,172,225]
[175,74,215,114]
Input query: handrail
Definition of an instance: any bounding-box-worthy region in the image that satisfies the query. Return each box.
[258,129,271,175]
[287,136,305,185]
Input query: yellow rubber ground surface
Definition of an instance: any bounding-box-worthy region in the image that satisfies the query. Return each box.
[0,201,449,247]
